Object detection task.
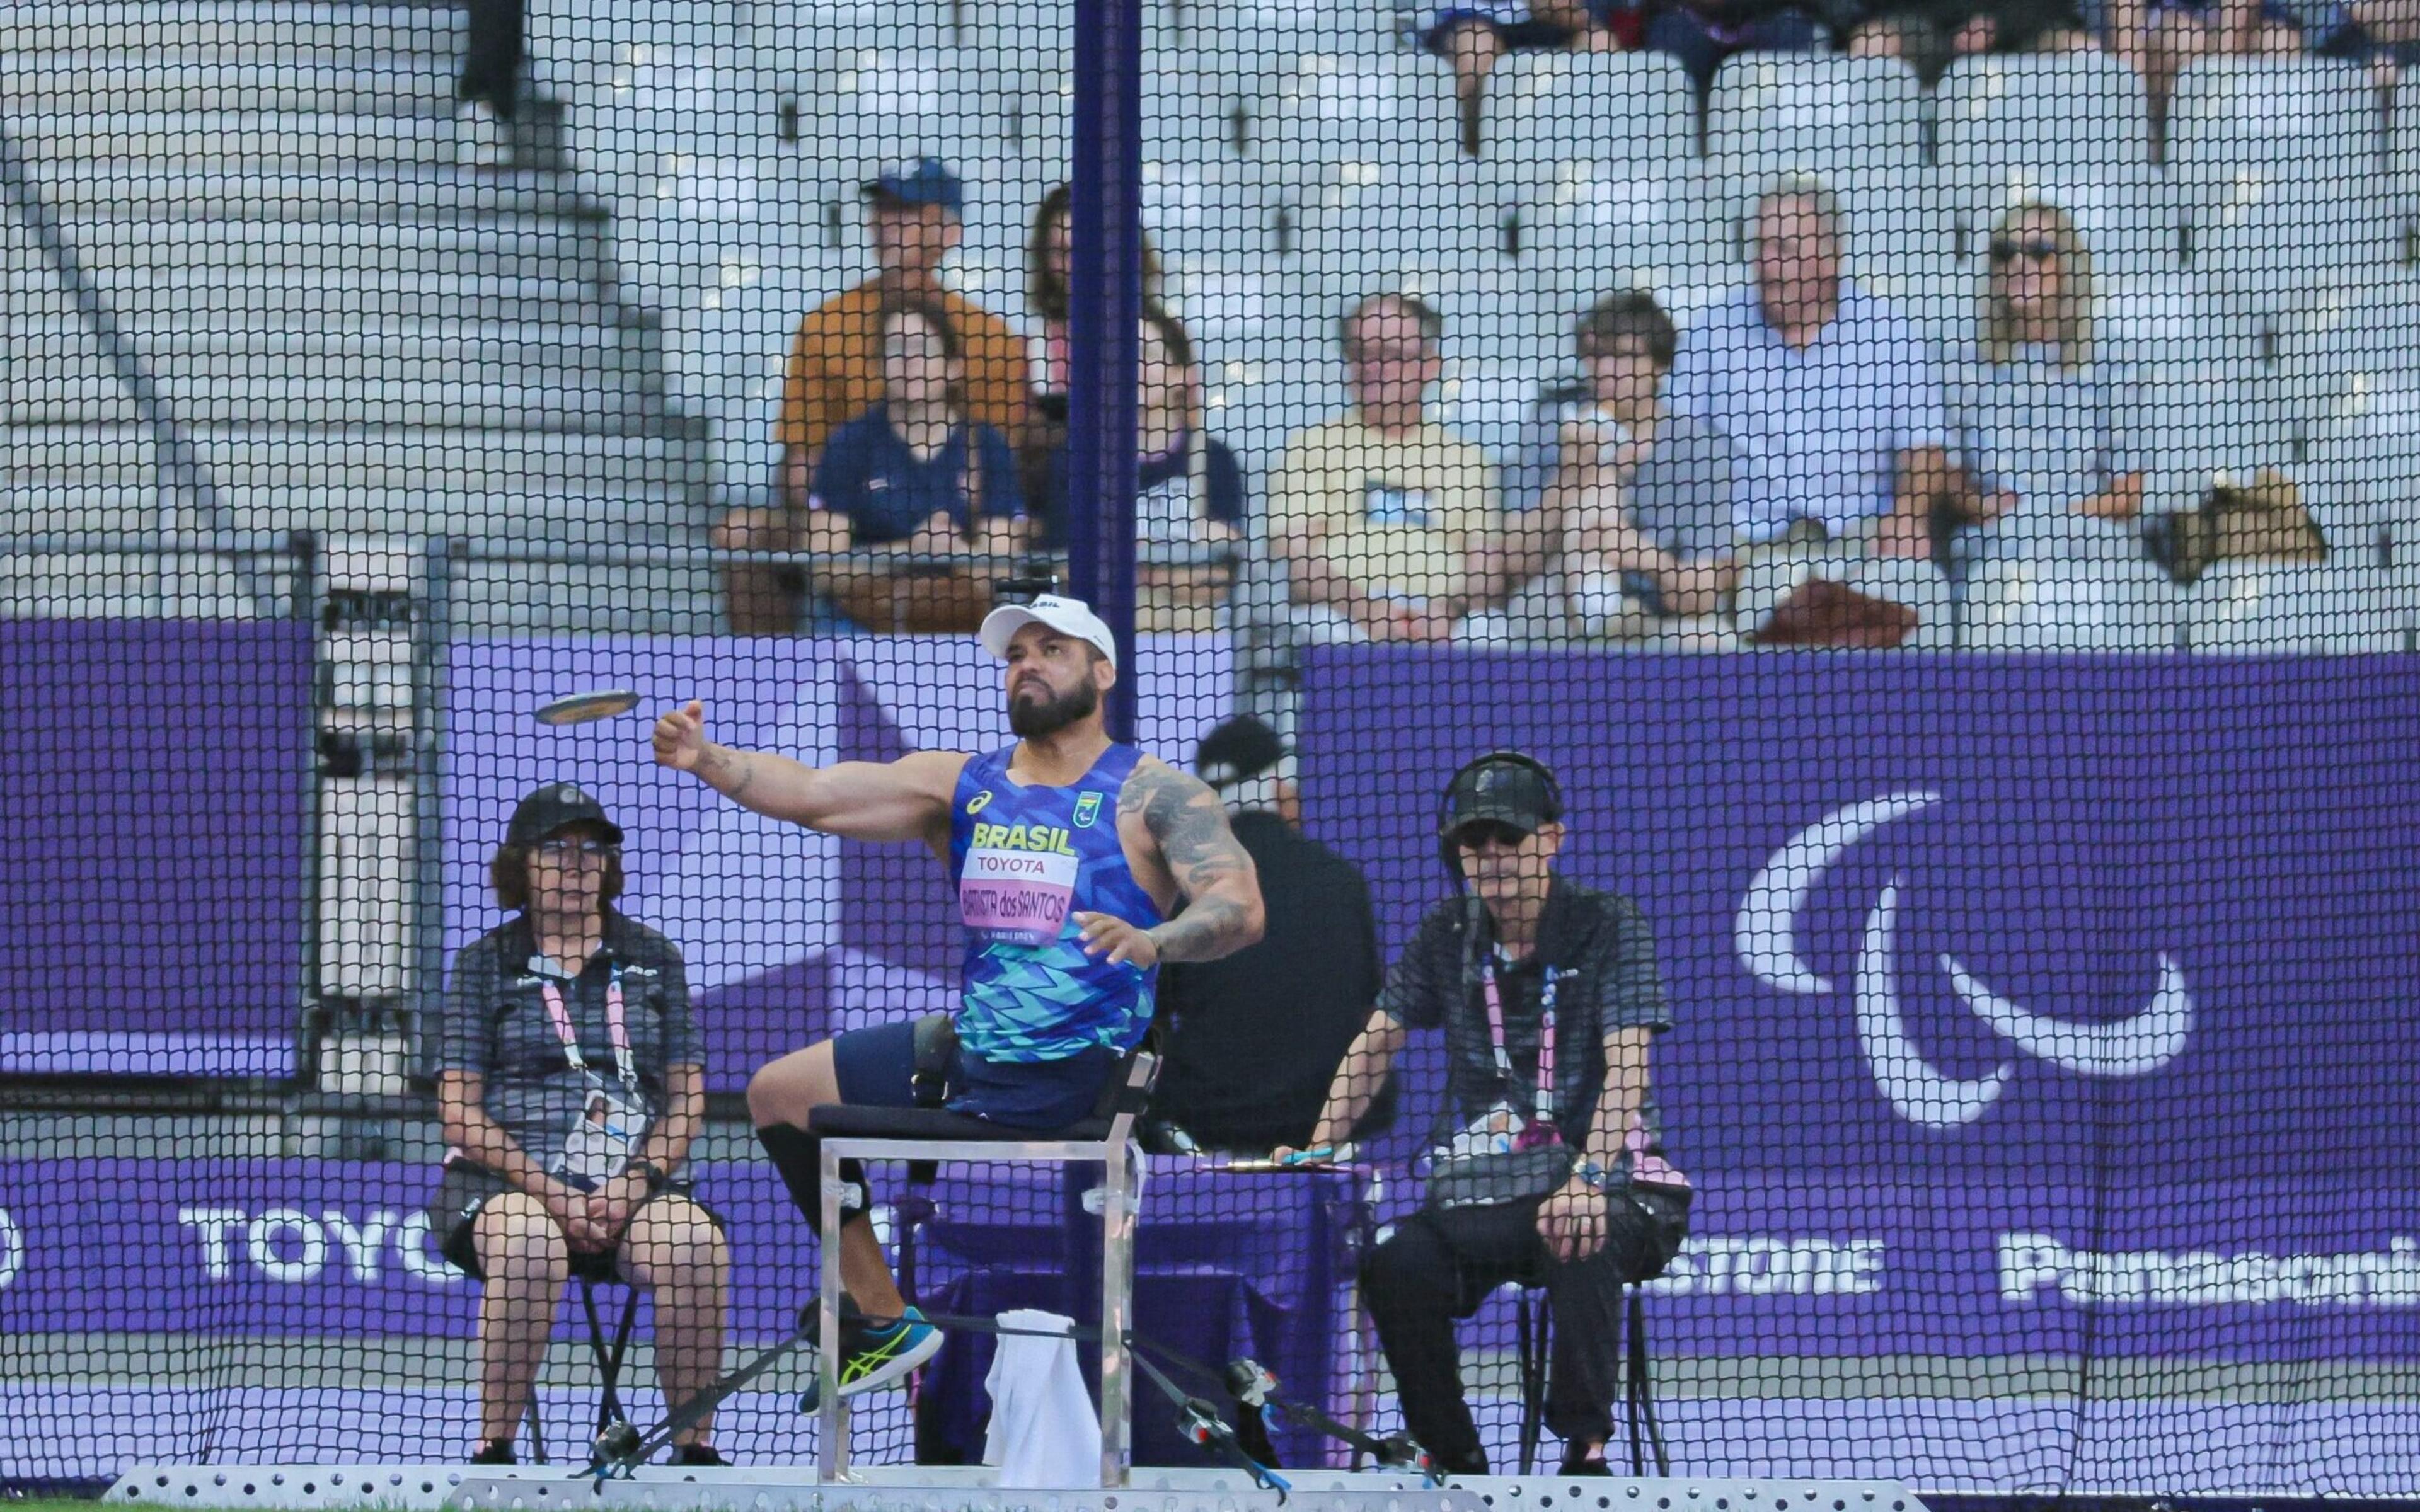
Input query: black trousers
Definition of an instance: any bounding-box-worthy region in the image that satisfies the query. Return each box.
[458,0,522,118]
[1361,1189,1686,1474]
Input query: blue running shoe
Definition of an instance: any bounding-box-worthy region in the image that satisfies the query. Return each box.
[798,1306,943,1410]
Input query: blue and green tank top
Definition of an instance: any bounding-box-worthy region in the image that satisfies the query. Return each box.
[948,742,1165,1063]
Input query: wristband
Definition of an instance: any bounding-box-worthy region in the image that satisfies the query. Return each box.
[630,1161,669,1191]
[1573,1159,1613,1193]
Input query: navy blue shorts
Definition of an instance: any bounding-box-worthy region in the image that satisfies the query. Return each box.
[829,1019,1119,1131]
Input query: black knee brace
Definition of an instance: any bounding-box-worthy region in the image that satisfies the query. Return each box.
[755,1123,869,1237]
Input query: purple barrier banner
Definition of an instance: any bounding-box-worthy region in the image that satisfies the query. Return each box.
[6,1159,2408,1361]
[442,635,1231,1089]
[0,620,313,1080]
[1300,651,2420,1363]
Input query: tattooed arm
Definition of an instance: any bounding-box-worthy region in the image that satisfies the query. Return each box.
[1076,758,1265,968]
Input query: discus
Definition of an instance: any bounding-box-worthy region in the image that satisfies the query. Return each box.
[534,688,641,726]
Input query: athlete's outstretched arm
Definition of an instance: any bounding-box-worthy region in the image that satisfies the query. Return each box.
[1098,759,1264,965]
[652,699,964,844]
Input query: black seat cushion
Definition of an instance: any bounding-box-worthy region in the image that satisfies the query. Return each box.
[808,1103,1114,1143]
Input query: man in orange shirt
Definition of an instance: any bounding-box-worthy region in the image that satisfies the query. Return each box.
[715,159,1034,633]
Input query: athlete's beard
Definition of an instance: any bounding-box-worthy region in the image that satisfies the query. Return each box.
[1008,676,1100,739]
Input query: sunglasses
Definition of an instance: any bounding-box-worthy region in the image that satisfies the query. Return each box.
[1989,237,2061,267]
[536,837,619,860]
[1454,821,1532,849]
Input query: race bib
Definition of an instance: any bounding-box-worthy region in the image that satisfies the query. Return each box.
[551,1085,646,1191]
[959,845,1081,946]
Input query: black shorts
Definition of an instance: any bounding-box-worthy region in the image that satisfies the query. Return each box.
[427,1161,723,1283]
[829,1017,1121,1130]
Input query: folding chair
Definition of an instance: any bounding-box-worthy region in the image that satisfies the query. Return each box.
[1512,1285,1668,1477]
[522,1262,640,1465]
[807,1048,1160,1487]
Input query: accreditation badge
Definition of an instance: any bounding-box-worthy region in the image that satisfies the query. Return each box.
[551,1083,647,1191]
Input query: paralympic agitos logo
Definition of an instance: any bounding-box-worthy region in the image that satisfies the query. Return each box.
[1734,791,2192,1129]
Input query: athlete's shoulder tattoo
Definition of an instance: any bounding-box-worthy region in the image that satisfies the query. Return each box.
[1119,759,1262,963]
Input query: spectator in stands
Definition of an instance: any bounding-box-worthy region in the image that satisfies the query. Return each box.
[431,784,728,1467]
[716,159,1032,634]
[454,0,522,166]
[1545,291,1746,637]
[1151,716,1388,1154]
[1023,183,1167,401]
[1668,173,1997,561]
[1040,308,1245,631]
[2107,0,2302,115]
[1282,753,1690,1477]
[1422,1,1645,148]
[1845,0,2093,73]
[1947,202,2146,549]
[1645,0,1828,97]
[1016,184,1167,527]
[803,297,1028,633]
[1268,293,1507,643]
[2306,0,2412,88]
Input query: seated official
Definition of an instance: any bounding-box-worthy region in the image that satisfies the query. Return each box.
[804,296,1028,633]
[1152,716,1388,1153]
[1284,753,1690,1477]
[429,783,730,1467]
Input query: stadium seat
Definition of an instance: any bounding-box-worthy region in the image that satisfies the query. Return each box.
[1184,0,1410,66]
[2167,59,2391,314]
[6,0,715,563]
[1481,49,1695,169]
[1936,50,2157,181]
[1246,52,1462,190]
[1956,534,2186,652]
[1932,53,2165,288]
[2307,395,2420,563]
[1705,54,1926,278]
[4,214,141,440]
[1484,51,1722,322]
[2138,350,2310,522]
[2180,559,2400,653]
[802,46,1034,163]
[959,0,1075,55]
[1289,162,1512,302]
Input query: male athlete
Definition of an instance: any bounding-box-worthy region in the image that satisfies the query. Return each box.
[651,594,1265,1395]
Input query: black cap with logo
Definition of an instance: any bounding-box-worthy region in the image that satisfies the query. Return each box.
[1195,714,1287,792]
[1439,754,1562,841]
[505,782,625,849]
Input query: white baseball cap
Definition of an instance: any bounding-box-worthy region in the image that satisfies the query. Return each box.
[978,593,1118,670]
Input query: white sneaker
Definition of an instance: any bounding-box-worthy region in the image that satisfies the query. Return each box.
[458,104,509,168]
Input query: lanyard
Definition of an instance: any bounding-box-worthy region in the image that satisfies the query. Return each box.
[538,966,639,1098]
[1480,954,1559,1128]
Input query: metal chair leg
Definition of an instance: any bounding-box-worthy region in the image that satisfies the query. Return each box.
[1097,1140,1138,1487]
[817,1143,849,1483]
[1623,1290,1668,1475]
[580,1276,640,1438]
[1514,1288,1546,1477]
